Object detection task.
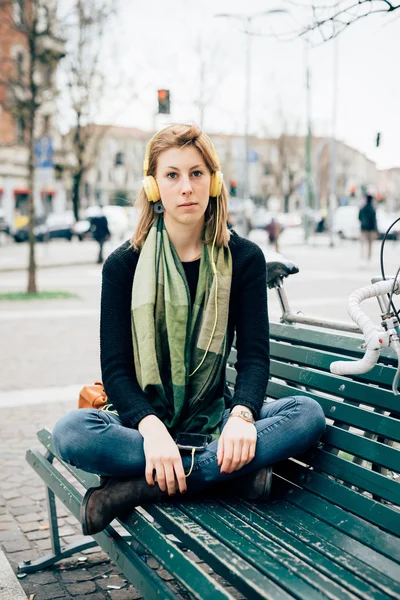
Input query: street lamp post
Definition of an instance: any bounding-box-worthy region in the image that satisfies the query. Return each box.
[329,38,339,248]
[215,10,287,202]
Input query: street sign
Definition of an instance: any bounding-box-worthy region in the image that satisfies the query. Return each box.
[246,150,258,163]
[34,136,54,168]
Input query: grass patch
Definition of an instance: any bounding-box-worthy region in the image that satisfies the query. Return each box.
[0,291,80,301]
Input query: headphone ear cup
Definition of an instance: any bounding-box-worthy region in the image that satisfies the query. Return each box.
[210,171,223,198]
[143,176,161,202]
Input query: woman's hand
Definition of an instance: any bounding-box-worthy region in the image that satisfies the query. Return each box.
[217,412,257,474]
[138,415,187,495]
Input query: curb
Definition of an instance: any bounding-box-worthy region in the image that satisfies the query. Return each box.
[0,261,98,273]
[0,549,27,599]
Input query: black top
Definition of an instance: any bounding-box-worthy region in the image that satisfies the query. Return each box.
[182,258,200,306]
[100,232,270,429]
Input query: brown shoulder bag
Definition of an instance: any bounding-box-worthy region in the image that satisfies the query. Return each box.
[78,381,107,409]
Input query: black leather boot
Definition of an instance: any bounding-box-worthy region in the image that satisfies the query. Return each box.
[80,476,166,535]
[226,466,273,501]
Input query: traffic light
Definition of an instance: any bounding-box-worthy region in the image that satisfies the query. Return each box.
[158,89,170,114]
[376,132,381,147]
[229,180,237,197]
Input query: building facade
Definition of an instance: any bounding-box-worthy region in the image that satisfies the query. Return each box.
[62,124,390,216]
[0,0,65,230]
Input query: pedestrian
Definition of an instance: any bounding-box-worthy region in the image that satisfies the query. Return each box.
[52,124,325,536]
[266,217,282,252]
[91,209,110,264]
[358,195,377,263]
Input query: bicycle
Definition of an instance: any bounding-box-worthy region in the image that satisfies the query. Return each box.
[265,218,400,396]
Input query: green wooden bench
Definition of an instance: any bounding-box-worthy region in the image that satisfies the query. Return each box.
[19,322,400,599]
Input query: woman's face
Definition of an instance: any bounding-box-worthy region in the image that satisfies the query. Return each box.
[155,145,211,227]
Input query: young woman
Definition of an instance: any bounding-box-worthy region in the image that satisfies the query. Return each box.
[53,124,325,536]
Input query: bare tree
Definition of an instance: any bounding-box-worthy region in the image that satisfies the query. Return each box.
[284,0,400,42]
[193,35,230,128]
[62,0,116,221]
[0,0,64,293]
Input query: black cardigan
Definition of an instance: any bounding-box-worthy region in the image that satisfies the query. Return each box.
[100,231,270,429]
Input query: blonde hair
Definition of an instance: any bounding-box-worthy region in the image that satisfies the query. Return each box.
[131,123,230,251]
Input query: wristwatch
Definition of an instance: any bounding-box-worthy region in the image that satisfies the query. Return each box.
[229,409,255,424]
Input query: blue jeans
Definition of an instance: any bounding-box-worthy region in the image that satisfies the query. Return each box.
[52,396,325,494]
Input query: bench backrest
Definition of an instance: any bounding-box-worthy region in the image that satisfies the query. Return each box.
[226,322,400,536]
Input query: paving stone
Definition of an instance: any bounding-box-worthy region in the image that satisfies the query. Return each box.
[24,570,58,584]
[97,575,127,590]
[58,525,77,536]
[0,527,24,542]
[108,587,143,600]
[14,507,43,519]
[19,521,41,533]
[2,536,31,552]
[23,581,67,598]
[0,513,14,522]
[7,496,33,508]
[158,567,174,581]
[26,529,50,541]
[66,580,97,595]
[0,521,15,530]
[1,489,20,500]
[146,557,160,569]
[35,538,53,551]
[60,568,93,583]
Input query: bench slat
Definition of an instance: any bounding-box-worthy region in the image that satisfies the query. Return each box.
[238,499,400,594]
[201,501,380,600]
[269,340,398,390]
[323,426,400,473]
[148,504,293,600]
[219,499,399,600]
[269,323,397,366]
[273,461,400,536]
[270,360,399,414]
[300,448,400,505]
[267,381,400,442]
[270,478,400,572]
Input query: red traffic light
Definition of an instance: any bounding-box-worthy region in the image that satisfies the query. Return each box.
[157,89,170,114]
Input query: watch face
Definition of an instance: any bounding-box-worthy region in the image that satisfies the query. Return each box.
[242,411,252,419]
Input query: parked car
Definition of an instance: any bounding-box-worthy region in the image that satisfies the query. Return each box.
[333,205,400,240]
[376,209,400,240]
[0,209,10,235]
[332,205,360,239]
[73,205,130,241]
[13,212,74,242]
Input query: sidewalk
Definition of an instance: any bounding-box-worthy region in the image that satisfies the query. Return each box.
[0,549,27,599]
[0,239,106,272]
[0,229,331,272]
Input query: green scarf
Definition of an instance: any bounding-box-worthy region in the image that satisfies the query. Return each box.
[131,215,232,438]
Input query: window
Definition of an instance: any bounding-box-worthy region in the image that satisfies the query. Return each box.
[13,0,24,26]
[16,52,24,80]
[115,152,125,166]
[42,115,50,136]
[16,116,25,143]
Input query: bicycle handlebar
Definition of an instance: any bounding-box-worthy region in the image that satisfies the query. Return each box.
[330,279,398,376]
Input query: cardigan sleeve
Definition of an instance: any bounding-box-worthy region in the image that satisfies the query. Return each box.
[100,250,157,428]
[230,244,270,419]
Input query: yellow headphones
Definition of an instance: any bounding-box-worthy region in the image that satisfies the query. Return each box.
[142,125,224,202]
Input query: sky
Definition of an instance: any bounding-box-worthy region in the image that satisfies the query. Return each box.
[67,0,400,170]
